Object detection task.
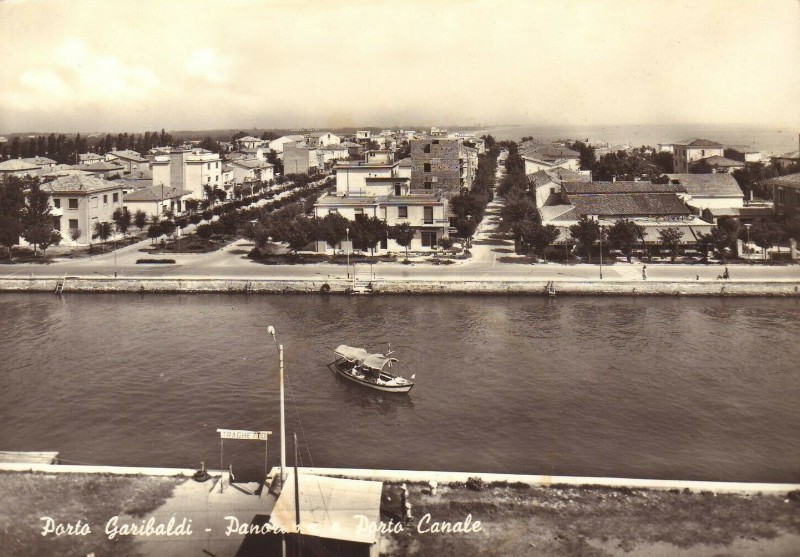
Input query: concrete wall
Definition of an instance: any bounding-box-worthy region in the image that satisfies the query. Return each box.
[2,277,799,297]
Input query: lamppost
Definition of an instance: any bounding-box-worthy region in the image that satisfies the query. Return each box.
[346,227,350,279]
[599,225,604,280]
[267,326,287,486]
[744,223,752,261]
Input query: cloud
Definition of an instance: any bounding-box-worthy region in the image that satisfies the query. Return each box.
[185,48,231,85]
[0,39,159,113]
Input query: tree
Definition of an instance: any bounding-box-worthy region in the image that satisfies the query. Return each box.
[607,219,645,262]
[196,223,213,240]
[569,216,601,262]
[356,216,388,256]
[319,212,349,252]
[0,178,25,259]
[92,221,113,252]
[658,227,684,262]
[112,208,132,236]
[527,222,560,260]
[184,198,200,214]
[147,222,163,244]
[453,216,479,247]
[272,217,316,254]
[133,210,148,234]
[501,192,538,228]
[749,219,782,261]
[159,219,176,238]
[389,222,416,261]
[21,182,55,255]
[697,227,734,263]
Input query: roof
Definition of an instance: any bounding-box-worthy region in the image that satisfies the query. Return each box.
[566,193,691,217]
[231,159,273,169]
[316,192,443,207]
[269,473,383,545]
[40,174,124,194]
[335,344,396,371]
[706,205,775,218]
[520,145,580,161]
[640,224,714,244]
[539,204,576,222]
[774,150,800,160]
[83,161,124,172]
[666,173,744,197]
[672,138,724,148]
[768,172,800,189]
[237,136,261,142]
[109,150,146,162]
[562,181,685,194]
[22,156,57,165]
[398,158,413,167]
[309,131,337,138]
[0,159,40,171]
[123,185,191,202]
[693,155,744,168]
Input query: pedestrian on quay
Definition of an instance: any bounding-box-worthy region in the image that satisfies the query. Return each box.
[642,265,648,280]
[723,267,730,280]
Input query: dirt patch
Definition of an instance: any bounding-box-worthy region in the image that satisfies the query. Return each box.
[0,471,183,557]
[380,483,800,557]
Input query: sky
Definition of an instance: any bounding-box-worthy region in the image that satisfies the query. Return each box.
[0,0,798,134]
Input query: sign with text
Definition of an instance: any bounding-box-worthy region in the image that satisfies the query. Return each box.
[216,429,271,441]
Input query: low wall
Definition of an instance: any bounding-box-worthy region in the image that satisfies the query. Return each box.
[0,277,799,296]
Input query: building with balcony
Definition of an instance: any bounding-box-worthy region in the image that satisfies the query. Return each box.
[314,158,449,252]
[151,148,222,200]
[105,150,149,173]
[770,172,800,218]
[410,137,477,194]
[40,174,126,245]
[229,158,275,185]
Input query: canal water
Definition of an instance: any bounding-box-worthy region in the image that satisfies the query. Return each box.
[1,294,798,483]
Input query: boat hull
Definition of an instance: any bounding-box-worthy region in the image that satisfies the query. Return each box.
[328,362,414,393]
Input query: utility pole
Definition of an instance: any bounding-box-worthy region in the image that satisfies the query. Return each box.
[267,326,287,485]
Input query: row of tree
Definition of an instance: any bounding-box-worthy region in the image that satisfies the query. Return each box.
[1,130,177,164]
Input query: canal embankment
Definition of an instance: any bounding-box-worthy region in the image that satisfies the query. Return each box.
[1,276,800,296]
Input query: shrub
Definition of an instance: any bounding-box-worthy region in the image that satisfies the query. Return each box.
[466,477,486,491]
[188,214,203,225]
[136,258,176,264]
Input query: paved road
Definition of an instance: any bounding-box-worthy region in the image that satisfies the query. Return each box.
[2,193,799,283]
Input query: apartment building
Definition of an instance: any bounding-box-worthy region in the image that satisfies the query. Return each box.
[151,148,222,199]
[410,137,477,193]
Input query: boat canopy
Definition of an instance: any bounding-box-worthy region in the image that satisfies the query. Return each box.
[335,344,397,371]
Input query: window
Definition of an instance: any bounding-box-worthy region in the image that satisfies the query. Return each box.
[54,198,61,208]
[424,144,431,154]
[424,163,431,172]
[354,208,364,215]
[69,219,79,230]
[328,208,338,214]
[424,206,433,224]
[207,163,211,169]
[421,232,436,247]
[91,197,98,208]
[68,198,78,209]
[424,181,433,190]
[394,184,402,196]
[103,195,108,205]
[113,193,119,203]
[398,206,408,218]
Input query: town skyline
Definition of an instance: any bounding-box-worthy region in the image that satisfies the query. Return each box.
[1,0,799,134]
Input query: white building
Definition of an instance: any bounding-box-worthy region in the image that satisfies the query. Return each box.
[151,148,222,200]
[229,158,275,185]
[671,138,725,173]
[307,132,341,147]
[268,135,305,157]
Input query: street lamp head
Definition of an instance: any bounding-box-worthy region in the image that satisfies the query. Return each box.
[267,325,276,339]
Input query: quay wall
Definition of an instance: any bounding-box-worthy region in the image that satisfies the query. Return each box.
[0,463,797,495]
[1,277,799,296]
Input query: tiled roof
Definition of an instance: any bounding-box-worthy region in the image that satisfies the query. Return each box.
[79,153,103,161]
[398,158,413,167]
[41,174,124,193]
[672,138,724,148]
[520,145,580,161]
[0,159,40,171]
[538,204,575,222]
[123,185,191,202]
[566,193,691,217]
[109,150,146,162]
[22,156,57,165]
[665,173,743,197]
[640,224,713,244]
[774,150,800,159]
[527,170,557,188]
[562,181,685,194]
[767,172,800,188]
[231,159,273,169]
[237,136,261,142]
[83,161,124,172]
[694,155,744,167]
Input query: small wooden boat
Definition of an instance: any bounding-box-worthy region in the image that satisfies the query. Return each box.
[328,345,415,393]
